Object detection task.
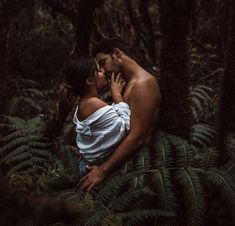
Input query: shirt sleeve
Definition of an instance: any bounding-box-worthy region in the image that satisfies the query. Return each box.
[112,102,131,131]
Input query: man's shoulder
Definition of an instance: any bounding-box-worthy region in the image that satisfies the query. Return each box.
[131,73,161,101]
[134,73,158,89]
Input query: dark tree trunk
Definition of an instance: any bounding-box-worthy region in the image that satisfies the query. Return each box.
[44,0,104,56]
[75,0,104,56]
[159,0,194,139]
[217,0,235,162]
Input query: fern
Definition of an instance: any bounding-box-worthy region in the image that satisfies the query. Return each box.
[107,186,154,212]
[190,123,217,149]
[189,85,215,122]
[0,116,52,178]
[175,167,206,226]
[95,170,146,204]
[148,168,178,214]
[168,134,195,167]
[205,167,235,222]
[151,131,174,168]
[117,209,174,226]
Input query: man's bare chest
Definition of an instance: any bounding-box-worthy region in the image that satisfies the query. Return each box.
[123,82,135,105]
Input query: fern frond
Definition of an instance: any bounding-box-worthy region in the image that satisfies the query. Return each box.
[152,131,174,167]
[16,78,40,88]
[28,141,51,149]
[1,115,51,178]
[7,160,34,176]
[0,130,27,143]
[222,161,235,180]
[108,186,154,212]
[132,146,152,170]
[23,88,46,98]
[206,168,235,221]
[32,149,52,158]
[175,167,206,226]
[1,137,28,152]
[4,115,26,125]
[96,170,146,204]
[83,208,111,226]
[0,145,27,161]
[5,152,32,164]
[117,209,174,226]
[189,85,214,122]
[169,135,195,166]
[190,123,217,149]
[60,190,85,204]
[148,168,178,214]
[203,147,219,168]
[31,156,48,164]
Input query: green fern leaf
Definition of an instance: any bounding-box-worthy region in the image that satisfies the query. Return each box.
[148,168,178,214]
[175,167,206,226]
[206,168,235,222]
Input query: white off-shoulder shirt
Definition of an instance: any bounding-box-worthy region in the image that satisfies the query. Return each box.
[73,102,130,162]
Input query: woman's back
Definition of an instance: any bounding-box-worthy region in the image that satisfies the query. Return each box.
[73,98,130,162]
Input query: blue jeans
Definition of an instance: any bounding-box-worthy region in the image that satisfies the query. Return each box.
[79,151,114,175]
[79,158,90,175]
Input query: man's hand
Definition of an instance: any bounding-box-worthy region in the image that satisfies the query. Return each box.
[79,166,106,192]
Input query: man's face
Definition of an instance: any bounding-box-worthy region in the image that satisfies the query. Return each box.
[95,52,120,79]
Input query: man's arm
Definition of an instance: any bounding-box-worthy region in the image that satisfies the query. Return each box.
[79,78,160,191]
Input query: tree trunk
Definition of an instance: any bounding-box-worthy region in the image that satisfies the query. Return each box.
[217,0,235,162]
[159,0,194,139]
[75,0,104,55]
[44,0,104,56]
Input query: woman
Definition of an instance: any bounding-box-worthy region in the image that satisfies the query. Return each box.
[64,56,130,175]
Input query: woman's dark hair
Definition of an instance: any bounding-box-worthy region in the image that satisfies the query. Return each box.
[64,56,97,96]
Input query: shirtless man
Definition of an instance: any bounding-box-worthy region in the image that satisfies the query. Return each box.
[80,39,161,191]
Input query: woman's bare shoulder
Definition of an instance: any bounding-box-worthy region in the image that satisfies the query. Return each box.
[78,97,107,121]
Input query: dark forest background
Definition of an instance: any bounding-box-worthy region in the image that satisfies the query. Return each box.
[0,0,234,225]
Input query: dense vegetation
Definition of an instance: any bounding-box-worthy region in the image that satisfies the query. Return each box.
[0,0,234,225]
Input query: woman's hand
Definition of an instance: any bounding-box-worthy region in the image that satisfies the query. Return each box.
[110,73,126,103]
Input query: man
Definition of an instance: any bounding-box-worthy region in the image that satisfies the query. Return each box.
[79,39,161,191]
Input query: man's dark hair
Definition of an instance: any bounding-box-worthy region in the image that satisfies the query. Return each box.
[93,38,135,59]
[64,56,97,96]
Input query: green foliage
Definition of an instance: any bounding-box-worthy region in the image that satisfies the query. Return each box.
[175,167,206,226]
[0,116,52,180]
[54,171,174,226]
[3,78,58,119]
[189,85,216,123]
[205,167,235,222]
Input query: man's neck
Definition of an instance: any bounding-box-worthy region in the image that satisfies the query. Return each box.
[121,57,143,82]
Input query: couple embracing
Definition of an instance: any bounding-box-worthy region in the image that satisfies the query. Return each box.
[64,39,161,192]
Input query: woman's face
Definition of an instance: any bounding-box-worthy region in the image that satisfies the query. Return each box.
[94,61,108,91]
